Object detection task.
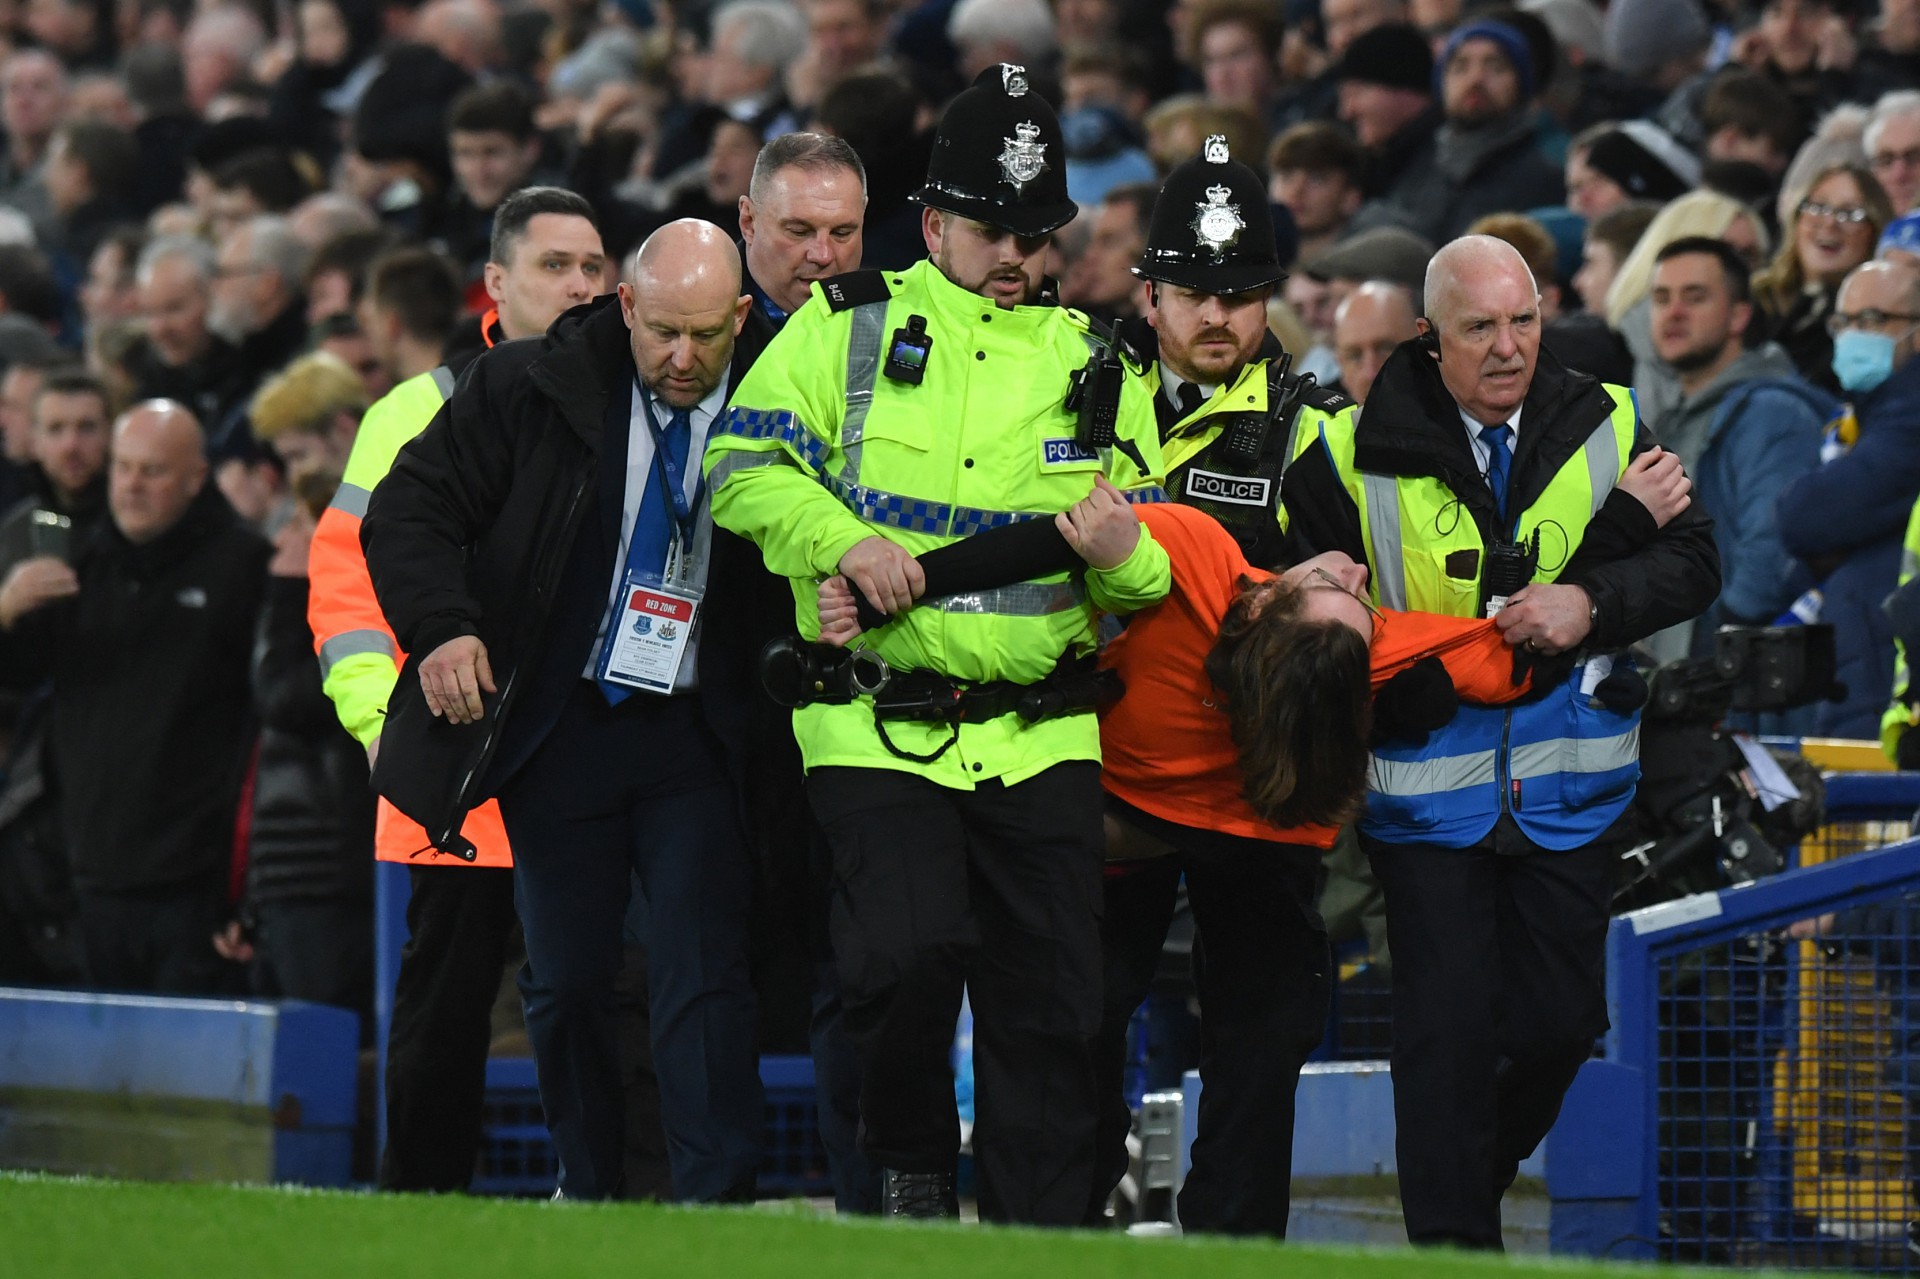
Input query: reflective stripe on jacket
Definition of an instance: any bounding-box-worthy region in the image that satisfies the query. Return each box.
[308,364,513,867]
[1316,387,1641,850]
[704,259,1173,788]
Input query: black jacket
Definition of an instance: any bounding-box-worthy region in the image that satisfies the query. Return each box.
[1377,110,1566,245]
[362,293,787,850]
[1283,340,1721,649]
[128,335,258,442]
[247,574,375,905]
[0,485,269,892]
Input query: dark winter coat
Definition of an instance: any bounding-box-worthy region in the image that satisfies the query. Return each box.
[0,484,269,892]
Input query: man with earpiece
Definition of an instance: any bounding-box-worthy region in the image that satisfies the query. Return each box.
[1282,234,1720,1250]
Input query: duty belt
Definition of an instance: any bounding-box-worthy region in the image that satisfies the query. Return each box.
[758,639,1119,763]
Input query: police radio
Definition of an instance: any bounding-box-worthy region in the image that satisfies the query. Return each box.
[1482,528,1540,618]
[1217,351,1302,466]
[1067,344,1126,450]
[884,314,933,385]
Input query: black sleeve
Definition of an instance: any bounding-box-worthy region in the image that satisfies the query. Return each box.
[253,574,339,738]
[1556,425,1721,649]
[1280,436,1369,566]
[856,518,1079,629]
[0,595,67,689]
[362,351,521,657]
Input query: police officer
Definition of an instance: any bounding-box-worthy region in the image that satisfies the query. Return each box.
[1283,235,1720,1248]
[1125,135,1353,569]
[704,64,1172,1224]
[1087,138,1358,1238]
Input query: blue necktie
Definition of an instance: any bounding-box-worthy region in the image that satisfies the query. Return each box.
[1479,423,1513,523]
[598,406,692,705]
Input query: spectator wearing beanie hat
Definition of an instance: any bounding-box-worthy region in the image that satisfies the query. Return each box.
[1336,22,1443,200]
[1567,121,1702,219]
[1367,17,1565,242]
[1604,0,1714,94]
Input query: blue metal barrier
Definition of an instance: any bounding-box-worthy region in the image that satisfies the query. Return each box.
[1601,827,1920,1267]
[0,988,359,1185]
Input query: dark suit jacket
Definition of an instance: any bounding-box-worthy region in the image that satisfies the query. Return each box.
[361,293,781,850]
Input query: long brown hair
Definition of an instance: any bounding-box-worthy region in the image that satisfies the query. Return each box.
[1204,576,1373,829]
[1753,162,1894,316]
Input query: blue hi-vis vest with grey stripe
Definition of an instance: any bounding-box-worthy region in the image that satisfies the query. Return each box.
[1324,389,1642,850]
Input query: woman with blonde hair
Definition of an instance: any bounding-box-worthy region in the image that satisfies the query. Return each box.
[1752,162,1894,394]
[1605,190,1773,425]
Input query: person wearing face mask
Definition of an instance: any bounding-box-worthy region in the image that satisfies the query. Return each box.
[808,442,1693,1236]
[1778,258,1920,741]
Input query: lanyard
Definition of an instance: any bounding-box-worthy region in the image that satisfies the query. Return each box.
[635,376,703,556]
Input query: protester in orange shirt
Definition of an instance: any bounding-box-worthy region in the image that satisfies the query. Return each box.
[815,446,1692,1236]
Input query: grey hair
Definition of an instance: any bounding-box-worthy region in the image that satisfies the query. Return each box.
[135,234,216,287]
[749,131,867,203]
[948,0,1057,58]
[183,4,269,59]
[241,215,311,286]
[1865,90,1920,161]
[712,0,808,69]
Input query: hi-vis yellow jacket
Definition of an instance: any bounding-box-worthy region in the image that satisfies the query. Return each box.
[703,261,1172,789]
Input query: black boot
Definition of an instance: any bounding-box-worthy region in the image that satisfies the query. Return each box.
[881,1168,959,1219]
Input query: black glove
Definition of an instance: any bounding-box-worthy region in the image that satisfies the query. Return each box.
[1370,655,1459,747]
[1592,664,1649,714]
[1896,723,1920,772]
[1509,642,1578,690]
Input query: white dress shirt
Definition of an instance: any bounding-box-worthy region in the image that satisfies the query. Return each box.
[585,371,731,688]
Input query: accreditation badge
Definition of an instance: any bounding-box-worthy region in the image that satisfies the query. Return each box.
[597,579,702,694]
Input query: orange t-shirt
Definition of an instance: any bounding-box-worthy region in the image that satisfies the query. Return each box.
[1098,503,1530,846]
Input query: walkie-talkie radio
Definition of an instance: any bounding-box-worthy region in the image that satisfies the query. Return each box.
[1482,528,1540,617]
[1217,351,1299,465]
[1067,343,1126,451]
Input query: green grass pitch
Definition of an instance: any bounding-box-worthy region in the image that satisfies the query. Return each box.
[0,1173,1756,1278]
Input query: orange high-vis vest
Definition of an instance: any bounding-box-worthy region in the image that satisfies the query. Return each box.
[310,343,512,867]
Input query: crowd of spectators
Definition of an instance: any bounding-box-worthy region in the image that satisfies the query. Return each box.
[0,0,1918,1119]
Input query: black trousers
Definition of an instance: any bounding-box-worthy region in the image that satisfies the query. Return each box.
[1087,807,1330,1237]
[804,824,881,1213]
[498,683,761,1202]
[379,862,518,1192]
[74,869,231,994]
[253,896,376,1040]
[1365,831,1615,1249]
[807,762,1104,1227]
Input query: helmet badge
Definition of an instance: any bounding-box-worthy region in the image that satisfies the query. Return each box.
[998,121,1048,192]
[1192,183,1245,261]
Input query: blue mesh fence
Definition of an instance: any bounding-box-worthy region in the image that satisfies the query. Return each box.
[1607,774,1920,1268]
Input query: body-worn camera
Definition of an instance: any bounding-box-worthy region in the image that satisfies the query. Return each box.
[1481,529,1540,617]
[884,315,932,385]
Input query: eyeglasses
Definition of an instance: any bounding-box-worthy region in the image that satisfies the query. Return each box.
[1309,566,1384,622]
[1873,147,1920,172]
[1826,308,1920,335]
[1799,200,1873,225]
